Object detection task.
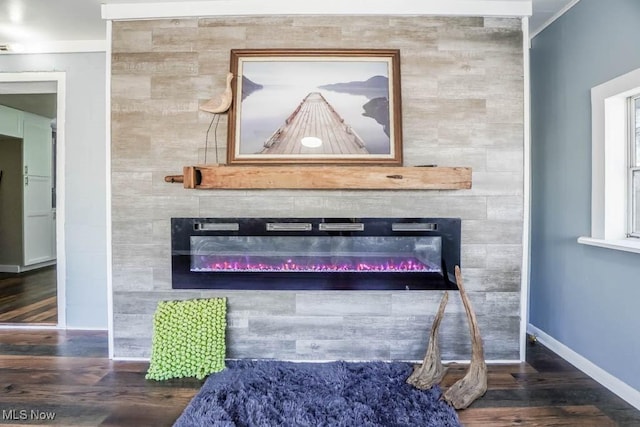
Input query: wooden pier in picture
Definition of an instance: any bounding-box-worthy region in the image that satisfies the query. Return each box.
[260,92,369,155]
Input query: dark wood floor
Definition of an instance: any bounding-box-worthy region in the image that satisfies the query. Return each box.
[0,330,639,426]
[0,266,57,324]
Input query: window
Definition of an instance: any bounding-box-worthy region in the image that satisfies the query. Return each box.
[578,68,640,253]
[630,95,640,237]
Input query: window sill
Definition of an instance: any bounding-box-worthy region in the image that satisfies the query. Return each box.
[577,237,640,254]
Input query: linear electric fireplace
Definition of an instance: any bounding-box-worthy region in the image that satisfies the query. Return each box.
[171,218,461,291]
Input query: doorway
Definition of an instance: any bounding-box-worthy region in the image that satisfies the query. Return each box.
[0,72,66,328]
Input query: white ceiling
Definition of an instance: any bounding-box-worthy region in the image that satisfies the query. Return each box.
[0,0,577,50]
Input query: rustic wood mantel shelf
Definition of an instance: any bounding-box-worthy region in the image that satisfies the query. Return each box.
[165,165,472,190]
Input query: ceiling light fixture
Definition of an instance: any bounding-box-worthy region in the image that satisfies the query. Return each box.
[0,43,25,53]
[8,1,23,23]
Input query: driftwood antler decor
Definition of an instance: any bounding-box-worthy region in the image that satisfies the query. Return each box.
[406,291,450,389]
[443,266,487,409]
[407,265,488,410]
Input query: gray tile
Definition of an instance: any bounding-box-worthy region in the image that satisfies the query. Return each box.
[463,219,523,244]
[110,14,526,362]
[486,244,524,270]
[113,314,154,339]
[216,292,296,315]
[225,334,296,359]
[112,267,154,292]
[296,340,391,360]
[295,292,391,316]
[113,291,208,314]
[487,196,524,220]
[343,315,432,341]
[247,316,345,340]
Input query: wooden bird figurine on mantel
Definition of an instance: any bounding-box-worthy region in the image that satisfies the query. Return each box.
[200,72,234,114]
[199,72,234,165]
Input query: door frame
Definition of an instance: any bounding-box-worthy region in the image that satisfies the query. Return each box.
[0,72,66,328]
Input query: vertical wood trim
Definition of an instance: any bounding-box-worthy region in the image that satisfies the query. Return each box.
[520,16,531,362]
[105,19,115,359]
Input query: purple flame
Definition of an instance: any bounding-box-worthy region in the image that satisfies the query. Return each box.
[192,256,439,273]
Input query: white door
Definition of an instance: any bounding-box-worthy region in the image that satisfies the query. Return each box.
[23,113,55,266]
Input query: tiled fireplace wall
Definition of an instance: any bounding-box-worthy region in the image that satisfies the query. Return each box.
[110,16,524,360]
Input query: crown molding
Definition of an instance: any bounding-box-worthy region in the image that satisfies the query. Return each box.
[102,0,532,20]
[530,0,582,39]
[0,40,106,54]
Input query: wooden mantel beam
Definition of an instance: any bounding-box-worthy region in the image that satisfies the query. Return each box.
[164,165,472,190]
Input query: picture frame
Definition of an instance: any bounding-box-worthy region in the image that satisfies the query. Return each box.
[226,48,402,165]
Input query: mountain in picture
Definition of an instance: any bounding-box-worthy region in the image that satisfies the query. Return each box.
[318,75,388,98]
[241,76,263,100]
[362,97,390,137]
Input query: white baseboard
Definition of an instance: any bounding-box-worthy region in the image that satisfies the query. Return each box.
[0,260,56,273]
[21,260,56,272]
[0,264,21,273]
[528,324,640,411]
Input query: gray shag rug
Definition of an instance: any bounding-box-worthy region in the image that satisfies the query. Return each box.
[174,360,462,427]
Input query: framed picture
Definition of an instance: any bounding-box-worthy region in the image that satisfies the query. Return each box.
[227,48,402,165]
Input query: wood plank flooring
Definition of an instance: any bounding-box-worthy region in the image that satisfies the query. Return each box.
[0,329,639,426]
[0,266,57,325]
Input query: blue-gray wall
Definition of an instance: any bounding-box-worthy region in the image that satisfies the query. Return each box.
[0,53,107,328]
[530,0,640,391]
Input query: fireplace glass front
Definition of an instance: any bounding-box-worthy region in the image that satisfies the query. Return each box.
[190,235,442,274]
[172,218,461,291]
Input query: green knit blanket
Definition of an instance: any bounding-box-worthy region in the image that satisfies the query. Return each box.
[146,297,227,381]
